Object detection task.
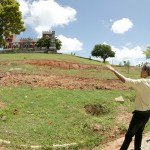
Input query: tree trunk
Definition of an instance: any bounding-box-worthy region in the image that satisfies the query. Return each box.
[103,58,106,63]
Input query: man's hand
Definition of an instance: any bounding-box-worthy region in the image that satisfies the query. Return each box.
[106,65,126,83]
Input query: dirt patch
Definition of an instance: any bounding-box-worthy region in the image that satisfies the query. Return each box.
[0,73,127,90]
[0,101,6,109]
[115,106,132,125]
[24,60,107,70]
[83,106,132,150]
[0,60,128,90]
[84,104,109,116]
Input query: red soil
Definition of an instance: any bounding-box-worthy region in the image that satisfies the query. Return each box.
[0,60,127,90]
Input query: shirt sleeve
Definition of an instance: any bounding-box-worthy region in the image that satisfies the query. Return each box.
[125,78,142,89]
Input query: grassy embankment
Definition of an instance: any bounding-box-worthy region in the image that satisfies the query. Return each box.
[0,53,149,149]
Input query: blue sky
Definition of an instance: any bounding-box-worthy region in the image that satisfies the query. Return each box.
[17,0,150,65]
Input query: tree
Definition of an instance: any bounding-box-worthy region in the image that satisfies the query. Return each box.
[0,0,25,47]
[123,60,130,73]
[36,36,62,51]
[55,37,62,50]
[143,46,150,58]
[91,44,115,63]
[36,37,50,49]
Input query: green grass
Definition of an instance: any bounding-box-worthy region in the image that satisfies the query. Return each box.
[115,66,141,79]
[0,87,136,149]
[0,58,141,80]
[0,53,102,65]
[0,53,149,149]
[0,53,142,80]
[0,61,112,80]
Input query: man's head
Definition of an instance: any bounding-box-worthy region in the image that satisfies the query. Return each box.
[141,62,150,78]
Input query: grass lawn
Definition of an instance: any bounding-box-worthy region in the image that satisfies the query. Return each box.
[0,87,136,149]
[0,62,117,80]
[0,53,102,65]
[0,54,141,80]
[0,53,149,149]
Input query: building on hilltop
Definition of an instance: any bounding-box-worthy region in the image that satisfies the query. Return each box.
[42,31,56,52]
[4,30,56,51]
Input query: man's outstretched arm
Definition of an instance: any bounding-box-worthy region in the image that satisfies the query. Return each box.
[106,65,126,83]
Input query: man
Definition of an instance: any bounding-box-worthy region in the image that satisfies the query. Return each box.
[106,63,150,150]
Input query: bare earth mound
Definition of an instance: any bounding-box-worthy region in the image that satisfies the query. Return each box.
[0,73,127,90]
[0,60,127,90]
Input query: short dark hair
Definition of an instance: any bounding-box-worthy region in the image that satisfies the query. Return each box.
[142,62,150,76]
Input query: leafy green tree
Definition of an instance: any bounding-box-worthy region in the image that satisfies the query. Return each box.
[91,44,115,63]
[36,37,50,49]
[55,37,62,50]
[36,37,62,51]
[143,46,150,58]
[0,0,25,47]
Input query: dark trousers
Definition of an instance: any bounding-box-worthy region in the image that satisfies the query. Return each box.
[120,111,150,150]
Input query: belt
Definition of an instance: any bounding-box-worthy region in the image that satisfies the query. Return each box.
[132,110,150,116]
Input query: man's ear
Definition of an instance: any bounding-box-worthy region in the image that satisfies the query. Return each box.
[144,70,149,77]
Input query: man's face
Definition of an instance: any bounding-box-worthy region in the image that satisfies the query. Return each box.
[141,68,148,78]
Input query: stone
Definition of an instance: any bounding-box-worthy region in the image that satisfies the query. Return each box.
[115,96,124,103]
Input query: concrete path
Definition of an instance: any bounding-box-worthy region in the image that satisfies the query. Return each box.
[93,131,150,150]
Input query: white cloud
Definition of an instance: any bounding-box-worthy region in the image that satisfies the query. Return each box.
[108,45,146,66]
[17,0,77,36]
[17,0,30,17]
[57,35,83,53]
[17,0,83,54]
[91,44,146,66]
[111,18,133,34]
